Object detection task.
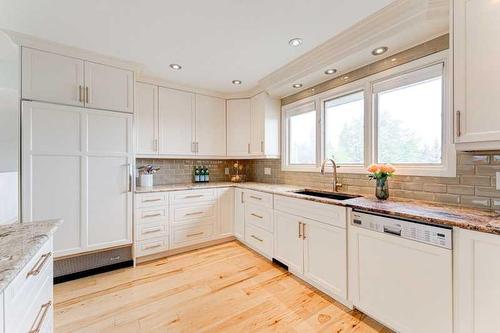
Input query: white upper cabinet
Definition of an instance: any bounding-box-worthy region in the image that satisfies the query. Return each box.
[22,48,84,107]
[22,47,134,113]
[454,0,500,149]
[84,61,134,113]
[135,82,158,155]
[250,92,280,157]
[195,94,226,156]
[227,99,251,157]
[158,87,195,156]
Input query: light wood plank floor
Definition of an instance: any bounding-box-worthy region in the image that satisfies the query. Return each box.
[54,241,392,333]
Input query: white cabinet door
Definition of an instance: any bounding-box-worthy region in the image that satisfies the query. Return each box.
[22,102,84,256]
[234,188,245,240]
[86,110,133,250]
[217,188,234,237]
[135,82,158,155]
[454,228,500,333]
[304,219,347,300]
[454,0,500,145]
[84,61,134,113]
[158,87,195,156]
[227,99,251,156]
[274,211,303,275]
[195,94,226,156]
[250,93,265,155]
[22,48,84,107]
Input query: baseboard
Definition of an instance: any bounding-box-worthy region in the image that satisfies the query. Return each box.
[54,260,133,284]
[135,236,236,264]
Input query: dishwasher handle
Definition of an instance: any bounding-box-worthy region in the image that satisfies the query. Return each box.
[383,225,402,236]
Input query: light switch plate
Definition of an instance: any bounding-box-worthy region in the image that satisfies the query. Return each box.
[496,172,500,190]
[264,167,271,175]
[225,168,229,175]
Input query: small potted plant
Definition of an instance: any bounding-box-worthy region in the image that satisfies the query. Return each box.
[367,164,396,200]
[137,165,160,187]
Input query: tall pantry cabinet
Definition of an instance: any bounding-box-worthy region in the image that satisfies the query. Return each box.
[21,47,134,257]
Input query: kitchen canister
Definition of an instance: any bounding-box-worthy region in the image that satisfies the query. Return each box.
[139,174,154,187]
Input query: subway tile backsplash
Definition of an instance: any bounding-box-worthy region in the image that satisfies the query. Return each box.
[138,151,500,210]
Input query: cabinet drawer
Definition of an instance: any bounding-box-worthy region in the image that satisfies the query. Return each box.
[245,224,273,258]
[243,189,273,208]
[136,221,168,241]
[274,195,347,229]
[245,203,273,232]
[172,203,216,223]
[172,224,213,247]
[170,189,217,205]
[135,237,169,257]
[136,192,169,208]
[135,206,168,224]
[5,238,53,329]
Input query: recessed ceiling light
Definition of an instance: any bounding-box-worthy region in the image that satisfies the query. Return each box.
[343,76,349,80]
[324,69,337,75]
[289,38,303,47]
[292,83,303,89]
[169,63,182,70]
[391,57,397,62]
[232,80,242,85]
[371,46,388,56]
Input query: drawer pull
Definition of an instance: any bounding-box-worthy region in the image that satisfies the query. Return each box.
[26,252,52,278]
[251,235,264,242]
[250,213,263,219]
[29,300,52,333]
[187,232,204,238]
[143,227,162,234]
[185,211,204,216]
[250,195,262,200]
[143,243,162,250]
[143,213,162,218]
[143,198,162,202]
[184,194,204,199]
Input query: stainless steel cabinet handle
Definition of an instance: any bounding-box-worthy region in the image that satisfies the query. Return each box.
[185,194,203,199]
[250,196,262,200]
[29,300,52,333]
[260,140,264,153]
[247,143,250,154]
[78,85,83,102]
[143,227,162,234]
[143,243,162,250]
[126,163,132,192]
[456,110,461,137]
[251,235,263,242]
[26,252,52,278]
[185,211,204,216]
[187,232,204,237]
[143,198,162,202]
[196,142,199,153]
[250,213,263,219]
[298,222,302,239]
[143,213,162,218]
[241,191,244,204]
[301,223,306,240]
[85,86,89,103]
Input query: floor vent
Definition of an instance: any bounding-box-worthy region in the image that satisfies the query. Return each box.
[272,258,289,271]
[54,246,133,284]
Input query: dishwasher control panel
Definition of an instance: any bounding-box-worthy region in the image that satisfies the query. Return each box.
[352,211,452,249]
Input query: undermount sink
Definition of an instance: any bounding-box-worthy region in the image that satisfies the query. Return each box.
[293,189,360,201]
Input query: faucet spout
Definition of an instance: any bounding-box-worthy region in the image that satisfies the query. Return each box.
[320,157,342,192]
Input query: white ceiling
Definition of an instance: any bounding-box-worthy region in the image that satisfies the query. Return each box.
[0,0,395,94]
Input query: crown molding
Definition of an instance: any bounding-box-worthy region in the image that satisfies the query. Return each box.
[2,29,143,72]
[258,0,448,94]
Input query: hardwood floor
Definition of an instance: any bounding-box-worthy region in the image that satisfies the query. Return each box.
[54,241,392,333]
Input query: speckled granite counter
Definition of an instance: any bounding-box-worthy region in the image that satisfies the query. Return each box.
[136,182,500,235]
[0,220,61,292]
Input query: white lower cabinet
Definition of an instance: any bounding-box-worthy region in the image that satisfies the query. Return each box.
[4,237,54,333]
[217,188,234,237]
[273,198,348,305]
[454,228,500,333]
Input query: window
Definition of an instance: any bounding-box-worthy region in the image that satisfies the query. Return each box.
[286,102,316,165]
[374,64,443,164]
[324,91,364,164]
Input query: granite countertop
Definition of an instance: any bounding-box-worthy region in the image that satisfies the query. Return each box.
[0,220,61,292]
[136,182,500,236]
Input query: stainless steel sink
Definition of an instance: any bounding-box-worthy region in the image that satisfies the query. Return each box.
[293,189,360,201]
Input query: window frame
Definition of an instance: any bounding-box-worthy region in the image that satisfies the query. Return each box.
[281,51,456,177]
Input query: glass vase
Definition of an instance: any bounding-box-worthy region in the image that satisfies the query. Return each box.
[375,177,389,200]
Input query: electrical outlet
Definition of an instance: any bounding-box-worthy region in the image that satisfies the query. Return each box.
[224,167,229,175]
[496,172,500,190]
[264,167,272,175]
